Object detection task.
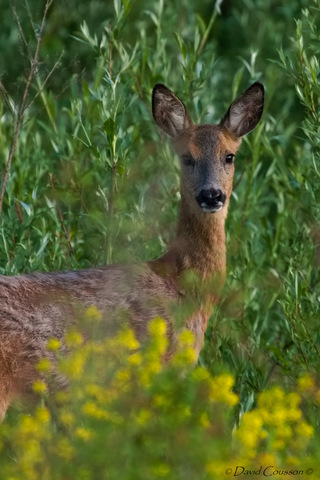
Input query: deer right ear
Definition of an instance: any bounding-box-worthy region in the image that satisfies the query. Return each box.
[220,82,264,138]
[152,84,192,138]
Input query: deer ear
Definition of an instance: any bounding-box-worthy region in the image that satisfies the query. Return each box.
[220,82,264,137]
[152,84,192,138]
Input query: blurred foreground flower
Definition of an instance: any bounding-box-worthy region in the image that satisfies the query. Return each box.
[0,318,318,480]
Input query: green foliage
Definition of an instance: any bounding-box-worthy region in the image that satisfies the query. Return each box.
[1,0,320,475]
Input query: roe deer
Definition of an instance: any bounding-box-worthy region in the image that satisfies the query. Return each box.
[0,82,264,420]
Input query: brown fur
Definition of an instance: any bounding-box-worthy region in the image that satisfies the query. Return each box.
[0,82,264,420]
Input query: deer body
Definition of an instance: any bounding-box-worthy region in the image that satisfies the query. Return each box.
[0,82,264,420]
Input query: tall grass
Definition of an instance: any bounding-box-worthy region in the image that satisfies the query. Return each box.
[0,0,319,476]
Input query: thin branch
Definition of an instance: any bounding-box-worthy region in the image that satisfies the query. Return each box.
[10,0,32,59]
[0,0,54,216]
[26,52,64,111]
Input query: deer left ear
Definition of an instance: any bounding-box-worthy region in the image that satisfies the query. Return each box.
[220,82,264,137]
[152,84,193,138]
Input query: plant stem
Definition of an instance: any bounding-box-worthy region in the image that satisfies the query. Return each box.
[0,0,54,216]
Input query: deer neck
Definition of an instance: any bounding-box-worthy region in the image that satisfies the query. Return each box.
[174,190,227,278]
[152,189,227,287]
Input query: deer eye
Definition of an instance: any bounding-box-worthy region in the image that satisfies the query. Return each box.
[225,154,234,164]
[181,154,195,167]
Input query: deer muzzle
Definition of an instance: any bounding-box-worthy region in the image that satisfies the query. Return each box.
[196,188,226,213]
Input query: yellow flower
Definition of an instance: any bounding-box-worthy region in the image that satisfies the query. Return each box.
[20,416,41,436]
[36,406,51,424]
[192,366,210,382]
[65,329,84,348]
[206,460,225,477]
[208,374,238,406]
[172,347,196,366]
[296,421,313,438]
[287,392,301,409]
[178,329,195,346]
[82,401,109,420]
[258,387,285,410]
[116,328,140,350]
[47,337,61,351]
[75,427,94,441]
[274,424,292,441]
[56,438,74,460]
[298,374,314,392]
[33,380,47,394]
[268,406,290,425]
[151,335,168,355]
[36,358,52,372]
[200,412,210,429]
[285,407,302,422]
[139,363,160,388]
[20,438,42,471]
[115,368,131,382]
[235,410,266,454]
[243,410,264,432]
[153,394,169,408]
[259,453,277,466]
[136,409,152,425]
[59,410,75,427]
[285,456,299,465]
[129,351,143,365]
[55,391,71,404]
[82,401,100,417]
[148,317,167,336]
[176,405,191,419]
[85,384,106,403]
[143,359,162,380]
[85,305,102,321]
[60,349,88,380]
[272,438,285,450]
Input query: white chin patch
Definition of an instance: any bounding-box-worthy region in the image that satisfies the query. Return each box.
[201,203,223,213]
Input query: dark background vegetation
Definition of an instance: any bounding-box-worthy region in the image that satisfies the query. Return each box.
[0,0,319,425]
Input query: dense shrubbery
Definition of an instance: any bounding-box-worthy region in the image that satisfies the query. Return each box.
[1,0,320,477]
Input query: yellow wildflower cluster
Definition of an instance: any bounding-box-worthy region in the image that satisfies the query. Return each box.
[1,311,320,480]
[298,373,314,392]
[6,406,52,480]
[32,379,47,394]
[136,317,168,387]
[297,373,320,405]
[235,384,314,464]
[208,373,238,406]
[36,358,52,373]
[85,305,103,322]
[65,328,84,348]
[47,337,61,351]
[172,329,197,366]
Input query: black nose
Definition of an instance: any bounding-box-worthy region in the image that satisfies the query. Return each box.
[196,189,226,208]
